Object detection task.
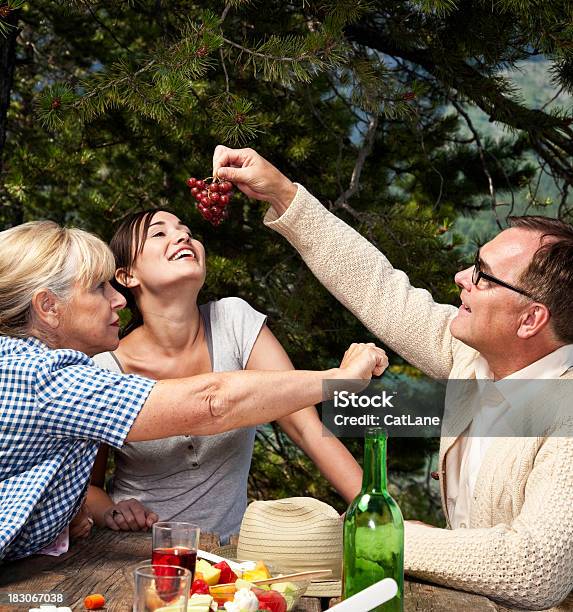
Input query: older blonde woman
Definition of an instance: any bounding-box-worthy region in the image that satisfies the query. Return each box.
[0,220,388,561]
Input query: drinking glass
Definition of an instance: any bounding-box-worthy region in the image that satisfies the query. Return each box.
[133,564,190,612]
[152,522,200,582]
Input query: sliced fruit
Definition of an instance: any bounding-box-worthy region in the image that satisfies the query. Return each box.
[209,583,237,606]
[188,593,215,611]
[234,578,254,591]
[242,560,271,582]
[191,578,210,595]
[213,560,238,584]
[271,582,298,609]
[255,561,271,577]
[195,559,222,586]
[252,588,287,612]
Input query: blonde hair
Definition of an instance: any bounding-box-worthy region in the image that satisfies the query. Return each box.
[0,221,115,338]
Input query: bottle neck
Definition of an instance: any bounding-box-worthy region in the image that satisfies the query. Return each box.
[362,434,388,493]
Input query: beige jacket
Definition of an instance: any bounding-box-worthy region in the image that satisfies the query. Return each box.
[264,184,573,611]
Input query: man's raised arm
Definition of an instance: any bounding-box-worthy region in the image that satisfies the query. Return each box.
[213,146,462,380]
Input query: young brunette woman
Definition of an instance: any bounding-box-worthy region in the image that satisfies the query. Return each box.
[87,209,363,541]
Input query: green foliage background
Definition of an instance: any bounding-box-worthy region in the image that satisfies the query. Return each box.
[1,0,571,526]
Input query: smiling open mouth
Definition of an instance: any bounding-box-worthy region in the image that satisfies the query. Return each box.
[168,248,195,261]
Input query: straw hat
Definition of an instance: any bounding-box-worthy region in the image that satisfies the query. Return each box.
[237,497,343,597]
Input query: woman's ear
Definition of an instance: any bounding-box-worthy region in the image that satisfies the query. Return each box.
[30,289,61,330]
[115,268,139,288]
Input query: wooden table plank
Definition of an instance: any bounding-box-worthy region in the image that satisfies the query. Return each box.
[329,582,504,611]
[403,581,501,611]
[0,529,151,611]
[296,599,323,612]
[0,529,506,611]
[0,530,318,611]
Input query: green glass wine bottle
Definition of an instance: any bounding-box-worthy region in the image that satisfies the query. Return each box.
[343,428,404,611]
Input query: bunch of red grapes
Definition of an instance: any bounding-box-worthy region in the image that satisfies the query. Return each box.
[186,176,234,226]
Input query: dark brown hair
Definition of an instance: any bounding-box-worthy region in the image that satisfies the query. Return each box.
[109,209,169,336]
[508,215,573,344]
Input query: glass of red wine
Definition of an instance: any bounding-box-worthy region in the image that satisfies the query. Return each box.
[134,564,191,611]
[152,522,200,584]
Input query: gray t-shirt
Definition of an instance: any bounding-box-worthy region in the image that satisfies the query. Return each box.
[93,297,267,542]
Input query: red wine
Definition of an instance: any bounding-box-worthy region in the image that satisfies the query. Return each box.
[152,547,197,581]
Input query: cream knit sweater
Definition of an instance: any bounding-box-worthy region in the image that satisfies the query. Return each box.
[264,184,573,611]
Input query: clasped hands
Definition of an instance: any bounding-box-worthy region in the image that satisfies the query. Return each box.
[70,498,158,537]
[102,498,159,532]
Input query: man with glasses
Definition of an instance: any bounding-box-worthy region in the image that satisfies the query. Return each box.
[212,146,573,610]
[472,248,537,298]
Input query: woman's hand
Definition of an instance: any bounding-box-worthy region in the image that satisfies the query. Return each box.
[103,498,159,532]
[212,145,297,216]
[338,342,389,381]
[69,501,94,540]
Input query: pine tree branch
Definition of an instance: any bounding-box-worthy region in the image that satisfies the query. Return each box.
[417,116,445,209]
[86,139,135,149]
[303,87,345,140]
[219,47,230,93]
[82,1,130,54]
[257,427,283,456]
[220,3,231,23]
[334,114,378,207]
[271,422,288,458]
[450,98,502,229]
[345,21,573,188]
[486,147,516,218]
[223,36,311,63]
[540,85,565,111]
[325,73,368,123]
[78,58,156,105]
[526,160,546,213]
[74,19,216,113]
[558,185,569,220]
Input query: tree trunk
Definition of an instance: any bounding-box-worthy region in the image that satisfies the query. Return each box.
[0,11,22,227]
[0,11,19,171]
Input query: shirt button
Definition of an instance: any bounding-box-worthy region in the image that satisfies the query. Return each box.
[187,444,193,450]
[460,522,467,528]
[430,471,440,480]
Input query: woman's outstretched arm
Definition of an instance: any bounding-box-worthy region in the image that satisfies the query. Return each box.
[128,342,387,441]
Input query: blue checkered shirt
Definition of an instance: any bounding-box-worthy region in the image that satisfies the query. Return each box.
[0,336,156,560]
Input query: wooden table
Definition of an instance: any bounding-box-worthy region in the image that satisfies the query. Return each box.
[0,529,509,611]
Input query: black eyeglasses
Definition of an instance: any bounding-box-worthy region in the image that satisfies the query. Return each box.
[472,249,535,299]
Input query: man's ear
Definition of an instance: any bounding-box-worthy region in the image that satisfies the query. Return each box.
[517,303,551,339]
[30,289,62,330]
[115,267,139,289]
